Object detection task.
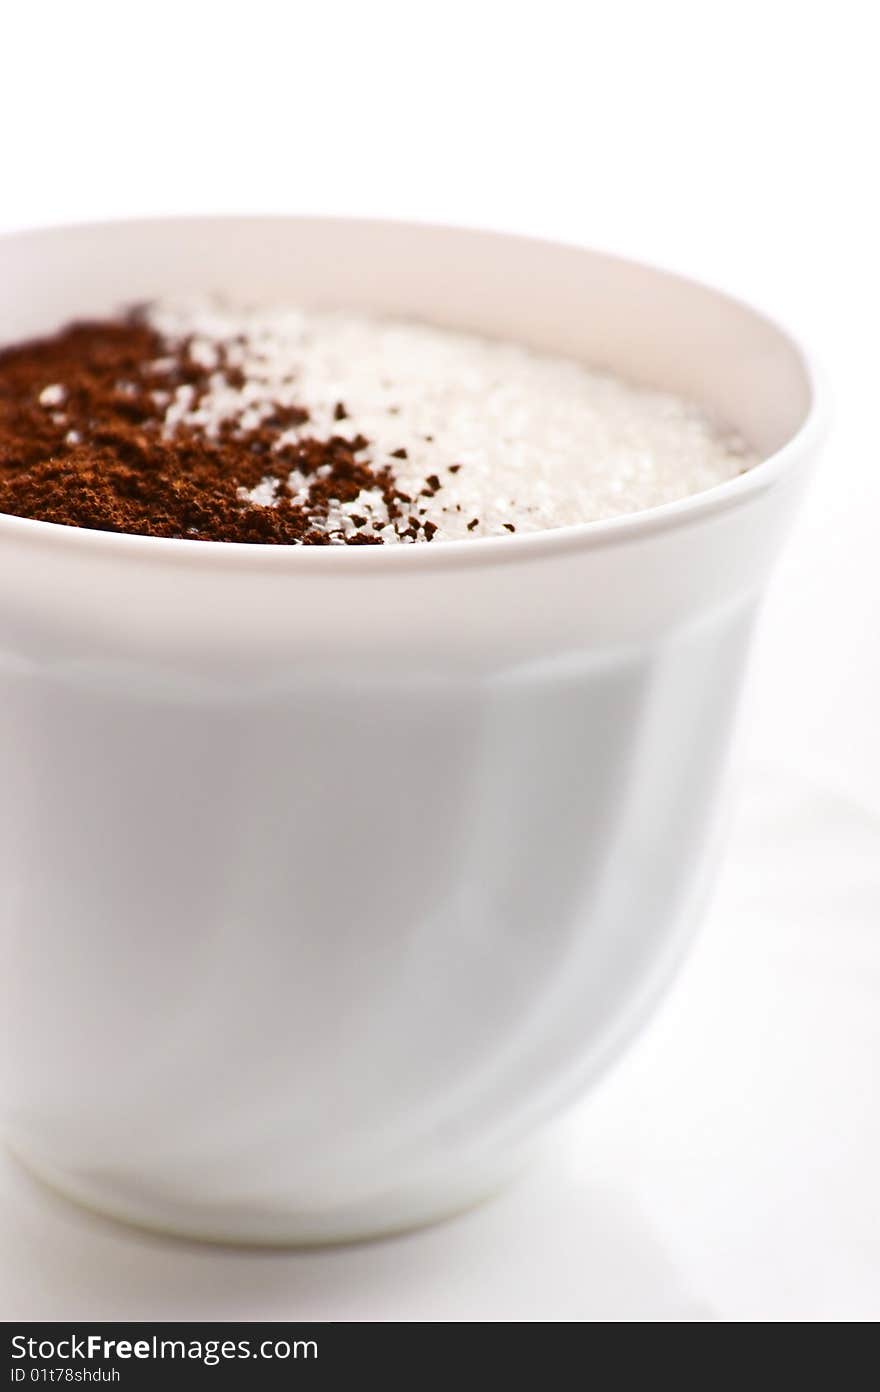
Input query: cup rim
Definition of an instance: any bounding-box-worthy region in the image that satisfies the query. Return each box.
[0,214,829,572]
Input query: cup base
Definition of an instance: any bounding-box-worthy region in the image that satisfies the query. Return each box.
[5,1140,526,1248]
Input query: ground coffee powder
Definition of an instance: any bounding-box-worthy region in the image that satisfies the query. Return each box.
[0,315,415,543]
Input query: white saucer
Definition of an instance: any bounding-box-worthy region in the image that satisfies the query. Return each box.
[2,759,878,1321]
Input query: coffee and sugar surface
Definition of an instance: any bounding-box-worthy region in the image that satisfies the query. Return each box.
[0,301,757,544]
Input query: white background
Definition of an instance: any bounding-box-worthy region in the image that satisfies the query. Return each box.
[1,0,878,1321]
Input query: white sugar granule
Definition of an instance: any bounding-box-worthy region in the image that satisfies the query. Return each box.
[145,300,759,542]
[38,382,66,407]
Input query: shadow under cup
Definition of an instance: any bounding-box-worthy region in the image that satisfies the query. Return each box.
[0,218,823,1244]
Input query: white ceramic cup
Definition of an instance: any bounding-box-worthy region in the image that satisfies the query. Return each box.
[0,218,824,1244]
